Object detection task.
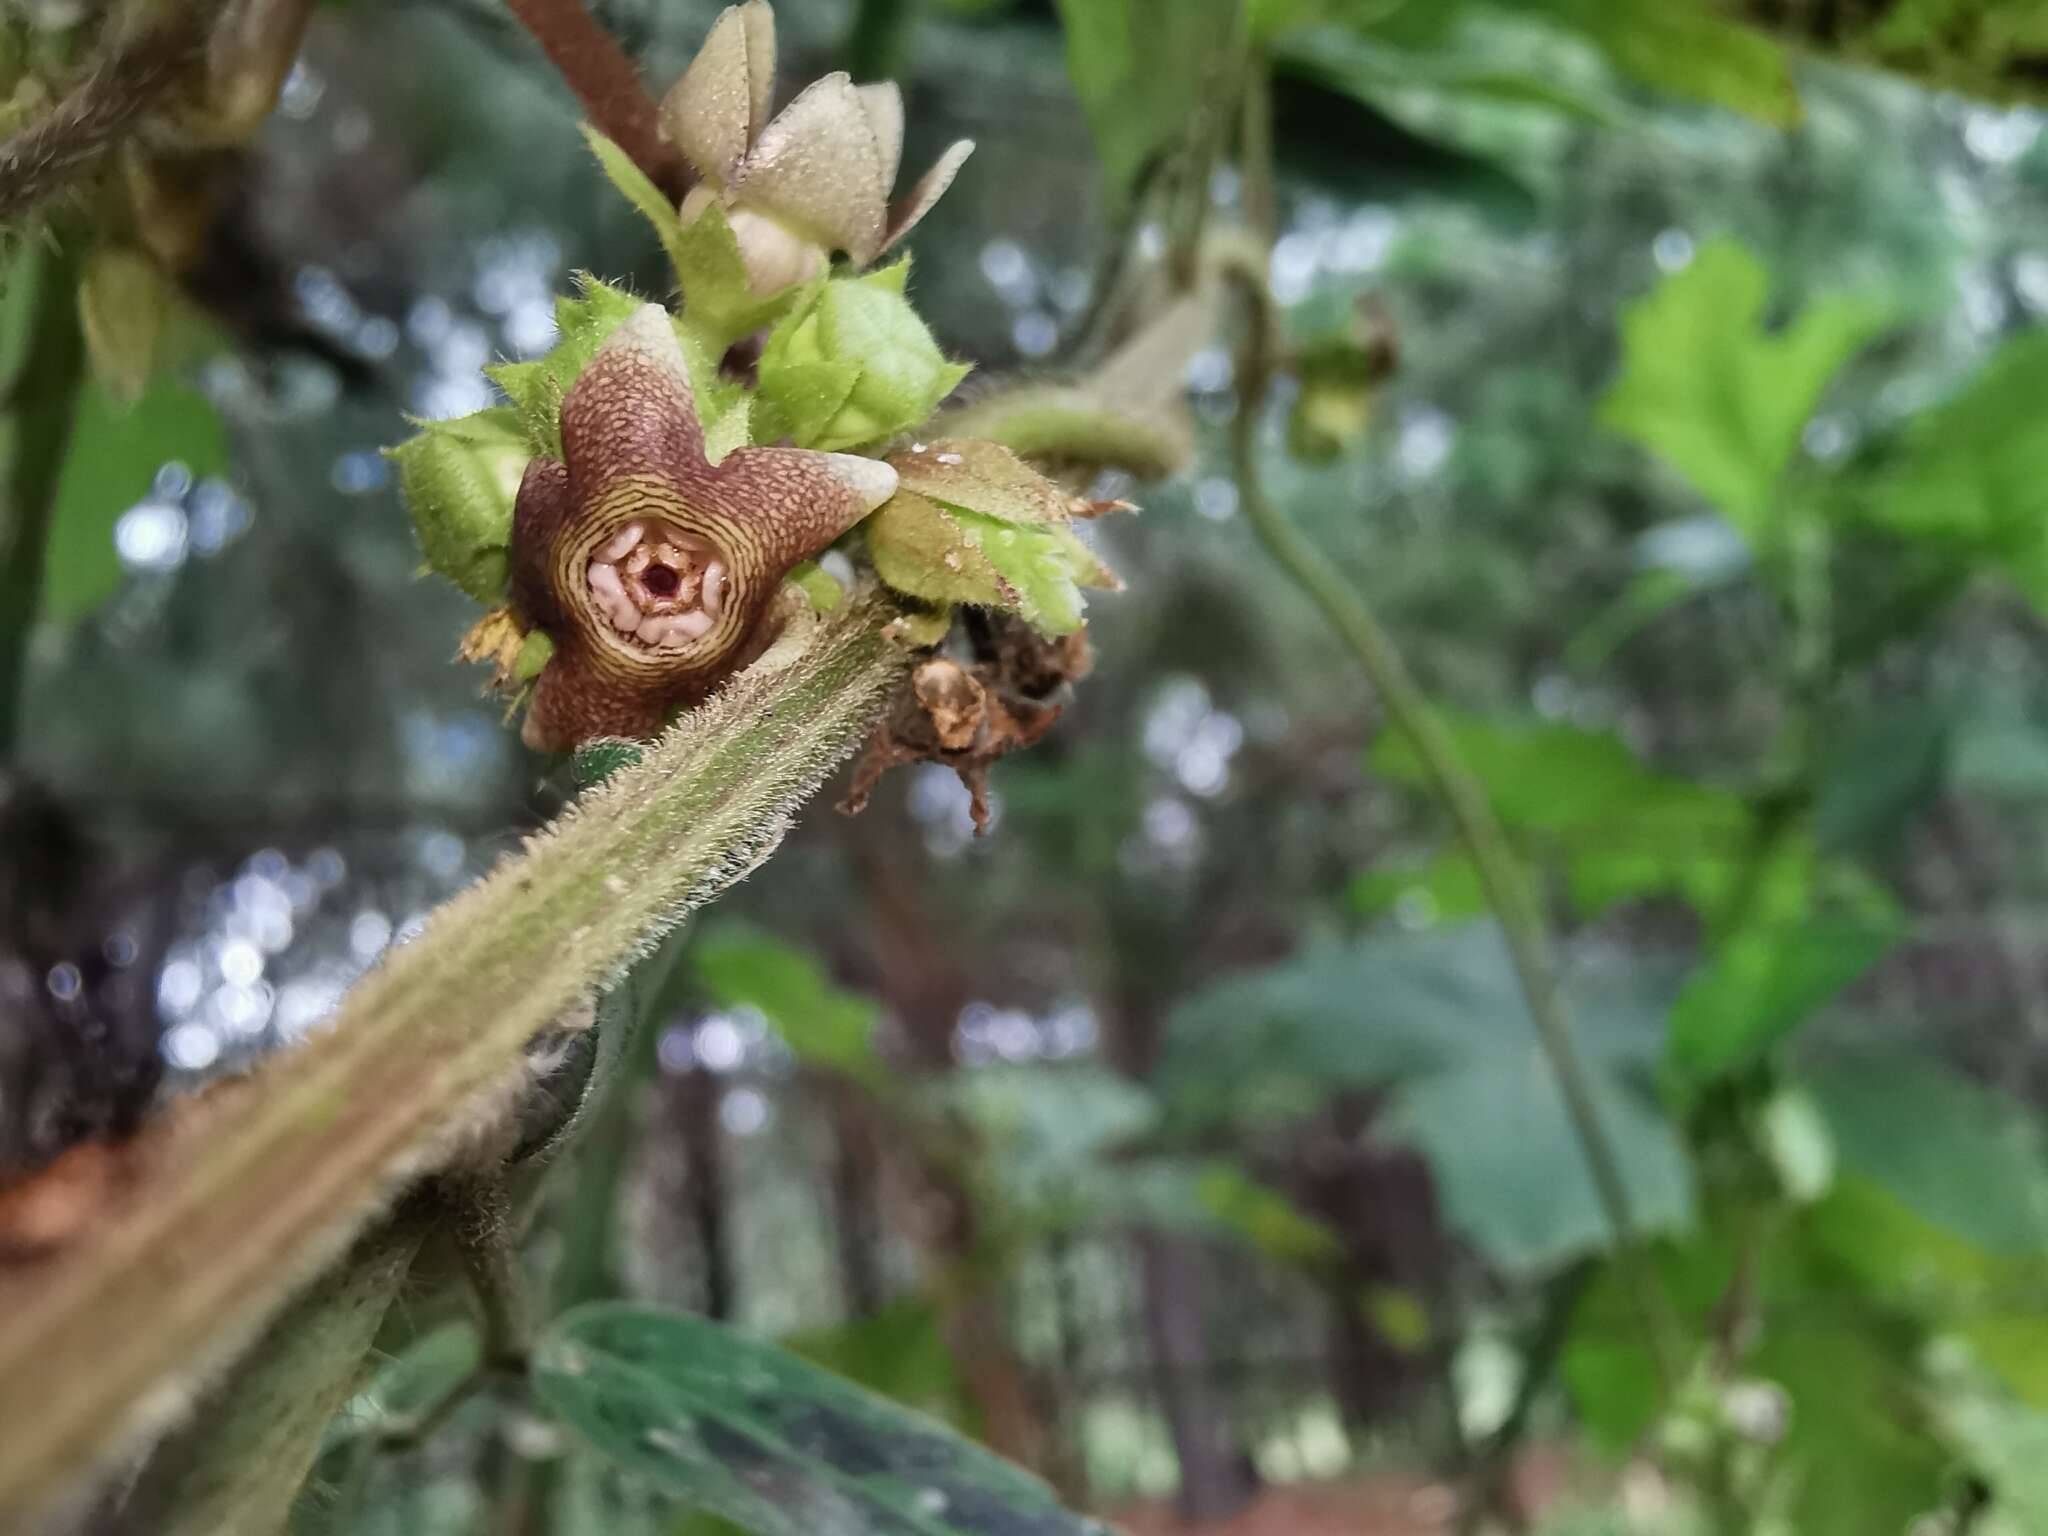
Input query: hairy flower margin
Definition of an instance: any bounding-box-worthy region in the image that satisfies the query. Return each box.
[393,1,1124,754]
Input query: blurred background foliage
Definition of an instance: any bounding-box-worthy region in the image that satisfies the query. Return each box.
[8,0,2048,1531]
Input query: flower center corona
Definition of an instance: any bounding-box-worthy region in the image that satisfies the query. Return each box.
[585,519,728,649]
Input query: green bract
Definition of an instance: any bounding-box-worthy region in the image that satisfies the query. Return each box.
[583,125,816,348]
[865,438,1121,636]
[757,261,970,452]
[388,405,529,604]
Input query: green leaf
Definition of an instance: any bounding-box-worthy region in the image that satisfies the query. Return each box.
[1053,0,1240,210]
[1518,0,1799,125]
[693,927,883,1089]
[780,1303,966,1426]
[1951,704,2048,799]
[1158,923,1694,1273]
[1347,852,1489,923]
[1599,240,1894,550]
[1851,330,2048,619]
[930,1065,1160,1226]
[1813,701,1952,855]
[1941,1388,2048,1533]
[532,1303,1104,1536]
[1666,918,1898,1089]
[1808,1055,2048,1255]
[1367,713,1754,922]
[44,377,229,620]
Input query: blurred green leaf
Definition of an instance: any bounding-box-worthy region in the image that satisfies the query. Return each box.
[1160,923,1693,1273]
[1600,240,1894,550]
[1951,705,2048,799]
[1941,1387,2048,1534]
[693,928,883,1089]
[44,377,228,620]
[583,125,691,286]
[1518,0,1798,124]
[318,1322,480,1454]
[1367,713,1754,922]
[1347,852,1489,922]
[1809,1055,2048,1255]
[1747,1300,1948,1536]
[1666,918,1899,1089]
[533,1303,1101,1536]
[1852,330,2048,619]
[781,1302,966,1425]
[1813,701,1952,854]
[1053,0,1239,210]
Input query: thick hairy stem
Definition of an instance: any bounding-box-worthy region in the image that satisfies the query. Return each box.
[115,1207,431,1536]
[500,0,687,200]
[0,25,205,224]
[0,241,85,757]
[1225,272,1679,1380]
[0,592,910,1523]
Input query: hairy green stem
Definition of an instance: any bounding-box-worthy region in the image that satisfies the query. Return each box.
[0,592,910,1523]
[117,1206,431,1536]
[1217,236,1678,1388]
[0,240,85,758]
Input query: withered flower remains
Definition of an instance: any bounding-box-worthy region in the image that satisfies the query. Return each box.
[664,0,974,293]
[507,305,896,751]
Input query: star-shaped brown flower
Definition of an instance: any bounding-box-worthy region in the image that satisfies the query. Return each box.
[508,304,897,751]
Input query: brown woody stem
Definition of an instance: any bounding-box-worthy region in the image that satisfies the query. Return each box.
[500,0,688,200]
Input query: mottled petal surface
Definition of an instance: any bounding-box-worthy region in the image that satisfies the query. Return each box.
[734,72,890,264]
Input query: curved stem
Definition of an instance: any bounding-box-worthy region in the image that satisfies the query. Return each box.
[0,241,85,759]
[500,0,687,200]
[0,592,910,1523]
[0,25,206,225]
[1226,276,1679,1379]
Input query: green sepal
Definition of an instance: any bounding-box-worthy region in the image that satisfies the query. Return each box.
[865,492,1117,636]
[389,404,532,604]
[488,275,646,457]
[788,560,846,613]
[672,201,818,348]
[514,630,555,682]
[488,275,753,462]
[572,739,646,790]
[581,125,691,281]
[758,260,970,452]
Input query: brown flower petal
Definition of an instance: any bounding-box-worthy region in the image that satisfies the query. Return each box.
[881,139,976,256]
[661,0,777,186]
[732,72,891,265]
[511,305,897,752]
